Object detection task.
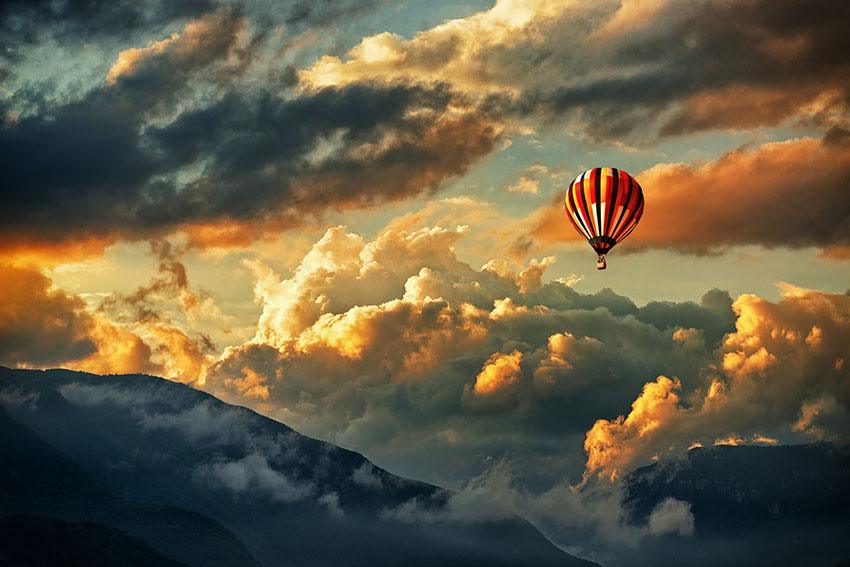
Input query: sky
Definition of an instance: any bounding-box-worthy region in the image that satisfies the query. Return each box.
[2,0,850,548]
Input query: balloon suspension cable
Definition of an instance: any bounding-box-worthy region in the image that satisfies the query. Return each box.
[596,254,607,270]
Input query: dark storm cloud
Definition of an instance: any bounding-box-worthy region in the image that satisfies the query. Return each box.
[0,0,382,59]
[0,0,214,58]
[5,0,848,253]
[281,0,387,27]
[520,0,850,138]
[0,82,492,244]
[0,1,499,249]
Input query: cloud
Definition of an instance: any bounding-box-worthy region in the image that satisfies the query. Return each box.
[300,0,850,141]
[382,461,519,525]
[298,0,565,92]
[525,134,850,256]
[2,4,504,253]
[0,235,116,267]
[206,222,735,488]
[351,462,384,489]
[54,379,317,503]
[196,452,313,503]
[0,245,227,383]
[508,176,540,195]
[647,498,694,536]
[0,263,155,373]
[2,82,499,253]
[318,491,345,518]
[0,0,381,60]
[4,0,849,257]
[584,285,850,480]
[471,351,523,396]
[0,0,215,58]
[507,164,562,195]
[104,8,248,85]
[379,459,686,563]
[97,239,228,384]
[199,221,849,562]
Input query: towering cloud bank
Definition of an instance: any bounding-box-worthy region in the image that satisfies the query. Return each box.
[585,285,850,480]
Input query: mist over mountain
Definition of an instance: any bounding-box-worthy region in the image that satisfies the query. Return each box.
[0,366,593,567]
[0,397,258,566]
[4,365,848,566]
[618,444,850,567]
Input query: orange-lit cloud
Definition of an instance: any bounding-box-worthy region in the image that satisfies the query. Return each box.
[525,134,850,256]
[472,351,523,396]
[94,240,230,384]
[106,7,250,86]
[205,222,739,478]
[299,0,564,93]
[74,314,158,375]
[0,263,156,374]
[583,286,850,480]
[0,239,228,384]
[0,235,116,267]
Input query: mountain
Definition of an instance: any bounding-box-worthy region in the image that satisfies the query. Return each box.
[621,444,850,567]
[0,514,184,567]
[0,400,259,566]
[0,367,593,567]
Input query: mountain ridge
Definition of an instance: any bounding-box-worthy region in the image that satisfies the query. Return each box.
[618,442,850,567]
[0,366,595,567]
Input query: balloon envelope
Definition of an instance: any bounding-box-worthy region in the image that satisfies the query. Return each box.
[564,167,644,265]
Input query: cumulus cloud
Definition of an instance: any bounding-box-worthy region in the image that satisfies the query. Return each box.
[200,222,849,562]
[471,351,523,396]
[584,285,850,480]
[207,222,736,488]
[525,134,850,256]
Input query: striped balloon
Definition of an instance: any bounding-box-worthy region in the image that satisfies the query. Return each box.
[564,167,644,270]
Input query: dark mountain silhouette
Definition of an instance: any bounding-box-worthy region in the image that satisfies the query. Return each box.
[0,367,594,567]
[0,402,259,566]
[621,444,850,567]
[0,514,184,567]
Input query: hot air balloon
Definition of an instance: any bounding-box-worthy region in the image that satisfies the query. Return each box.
[564,167,644,270]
